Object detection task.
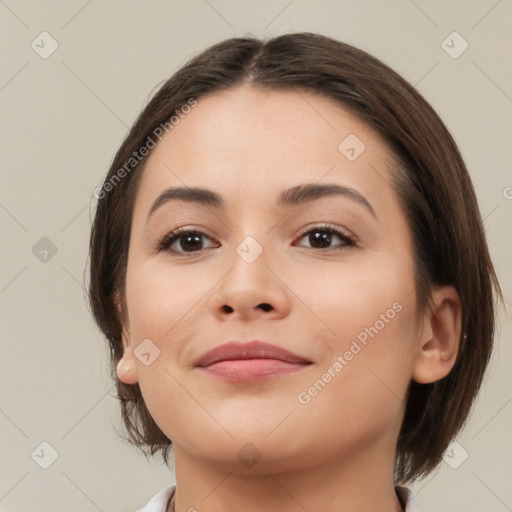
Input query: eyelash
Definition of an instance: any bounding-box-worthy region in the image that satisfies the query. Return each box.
[156,224,357,255]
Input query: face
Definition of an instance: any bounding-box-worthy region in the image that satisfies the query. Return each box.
[117,84,424,473]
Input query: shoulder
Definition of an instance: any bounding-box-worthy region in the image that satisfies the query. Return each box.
[134,484,176,512]
[395,485,421,512]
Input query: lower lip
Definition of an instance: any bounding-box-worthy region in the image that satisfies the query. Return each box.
[200,359,310,382]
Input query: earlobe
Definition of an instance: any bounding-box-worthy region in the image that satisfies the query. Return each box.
[113,291,138,384]
[412,285,462,384]
[116,324,139,385]
[117,354,139,384]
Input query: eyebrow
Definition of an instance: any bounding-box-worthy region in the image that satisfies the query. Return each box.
[147,182,377,221]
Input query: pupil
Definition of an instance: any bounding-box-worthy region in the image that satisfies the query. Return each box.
[311,230,331,248]
[181,233,202,251]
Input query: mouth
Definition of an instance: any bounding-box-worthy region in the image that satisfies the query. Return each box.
[201,359,311,382]
[195,340,312,383]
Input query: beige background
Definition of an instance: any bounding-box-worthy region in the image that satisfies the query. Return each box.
[1,1,511,511]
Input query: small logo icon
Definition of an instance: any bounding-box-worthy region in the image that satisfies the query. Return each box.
[236,236,263,264]
[31,441,59,469]
[32,237,58,263]
[442,440,469,469]
[441,31,468,59]
[339,134,366,161]
[31,31,59,59]
[134,338,161,366]
[237,442,262,468]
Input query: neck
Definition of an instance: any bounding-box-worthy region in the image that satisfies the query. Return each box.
[171,441,404,512]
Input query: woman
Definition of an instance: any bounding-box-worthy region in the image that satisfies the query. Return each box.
[88,32,502,512]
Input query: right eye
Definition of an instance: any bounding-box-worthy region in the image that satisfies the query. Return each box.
[157,228,218,255]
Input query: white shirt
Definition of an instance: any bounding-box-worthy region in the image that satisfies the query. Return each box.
[135,484,421,511]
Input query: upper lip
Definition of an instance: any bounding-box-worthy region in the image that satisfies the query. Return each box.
[195,341,311,367]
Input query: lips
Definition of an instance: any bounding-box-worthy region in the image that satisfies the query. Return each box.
[194,340,311,367]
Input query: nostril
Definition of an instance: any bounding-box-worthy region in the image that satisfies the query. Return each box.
[220,304,272,313]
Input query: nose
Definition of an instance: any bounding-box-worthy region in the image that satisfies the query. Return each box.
[208,244,291,321]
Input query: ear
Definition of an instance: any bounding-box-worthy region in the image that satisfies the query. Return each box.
[114,292,139,385]
[412,285,462,384]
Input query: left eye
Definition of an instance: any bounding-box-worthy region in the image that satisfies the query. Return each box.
[294,226,356,250]
[157,225,356,255]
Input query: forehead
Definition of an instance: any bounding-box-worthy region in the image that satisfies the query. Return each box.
[133,84,398,217]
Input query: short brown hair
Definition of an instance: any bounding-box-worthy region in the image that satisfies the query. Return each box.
[87,32,503,484]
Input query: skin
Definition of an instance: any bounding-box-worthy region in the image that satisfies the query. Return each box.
[116,84,462,512]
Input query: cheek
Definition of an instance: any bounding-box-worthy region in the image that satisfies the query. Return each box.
[303,254,418,407]
[124,256,205,343]
[302,254,416,348]
[124,258,204,438]
[291,299,416,457]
